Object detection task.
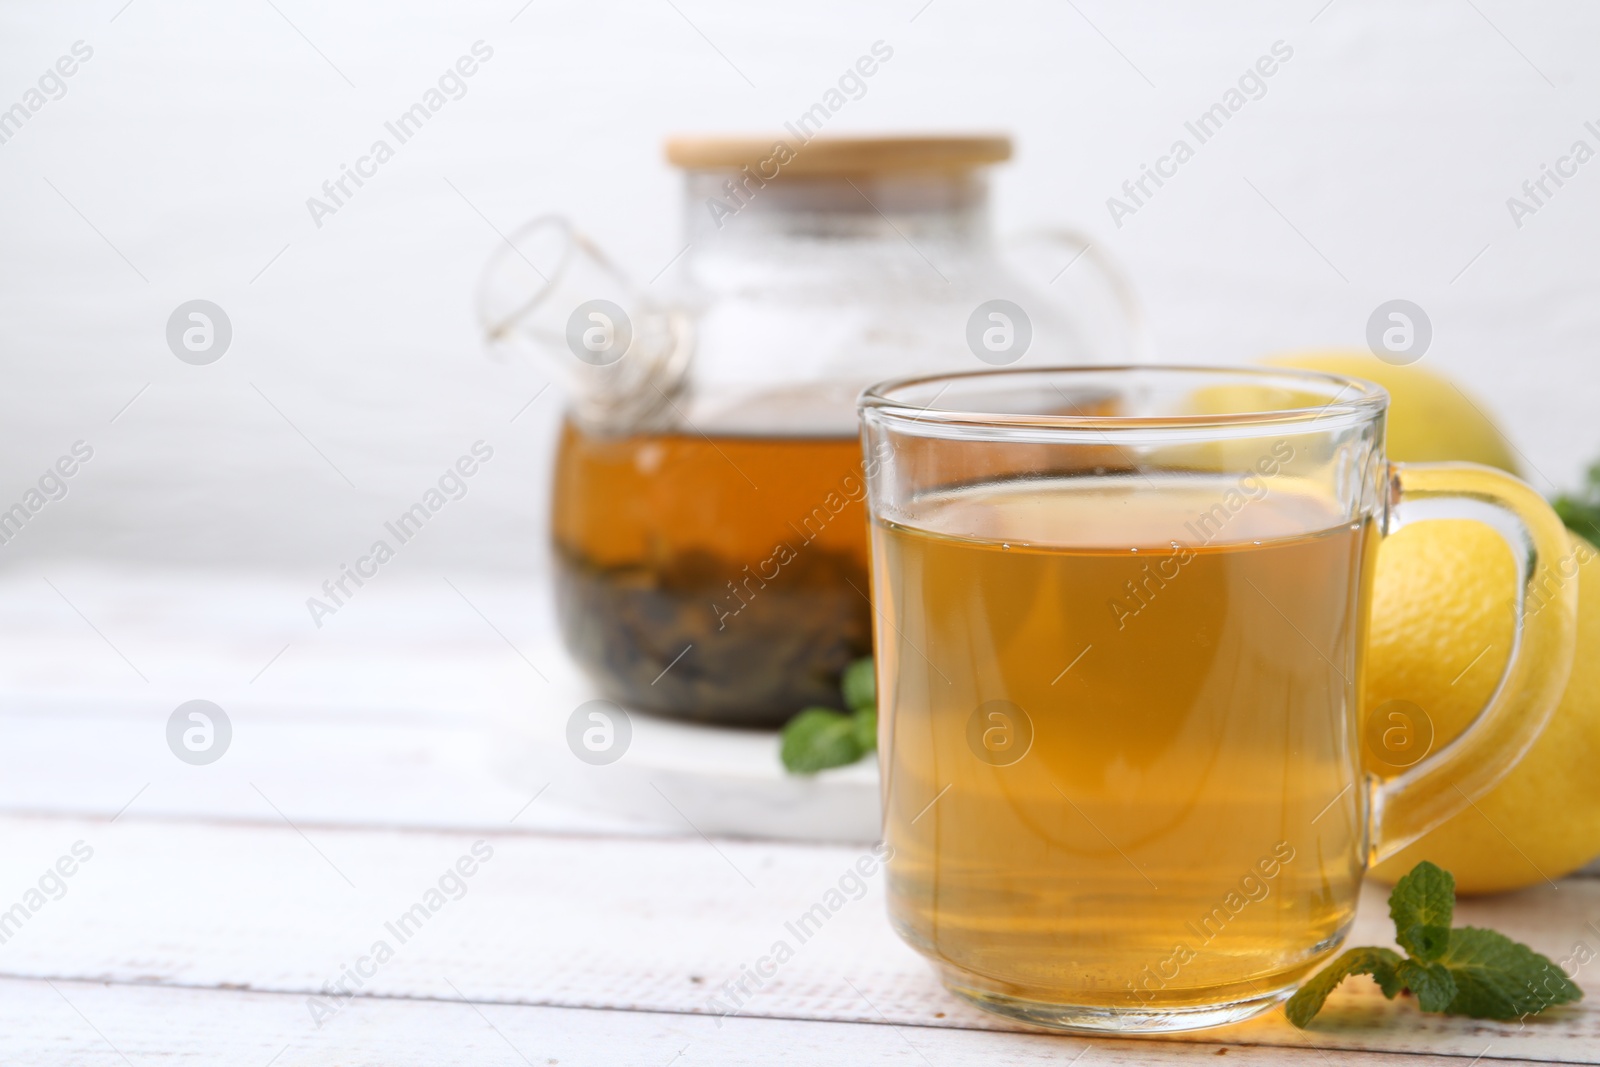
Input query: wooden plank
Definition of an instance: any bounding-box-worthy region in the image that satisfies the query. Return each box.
[0,568,887,843]
[1,976,1573,1066]
[0,703,650,836]
[0,814,1594,1062]
[0,568,659,837]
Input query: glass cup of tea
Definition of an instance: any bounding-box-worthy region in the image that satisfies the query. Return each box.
[858,365,1578,1033]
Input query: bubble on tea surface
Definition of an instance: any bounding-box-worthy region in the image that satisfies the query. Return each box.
[966,699,1034,766]
[566,699,632,765]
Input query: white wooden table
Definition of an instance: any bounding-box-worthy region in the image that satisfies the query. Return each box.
[1,569,1594,1064]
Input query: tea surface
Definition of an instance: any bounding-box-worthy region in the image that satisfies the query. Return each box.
[875,475,1375,1009]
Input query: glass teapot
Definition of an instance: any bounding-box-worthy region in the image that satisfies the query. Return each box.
[480,135,1141,727]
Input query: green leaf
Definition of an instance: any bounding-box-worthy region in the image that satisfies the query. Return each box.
[1554,460,1600,543]
[1437,927,1583,1020]
[841,657,876,712]
[1399,924,1452,963]
[1397,958,1457,1013]
[1388,861,1454,962]
[1288,862,1585,1029]
[852,706,877,753]
[1554,495,1600,544]
[780,708,863,774]
[1285,947,1404,1028]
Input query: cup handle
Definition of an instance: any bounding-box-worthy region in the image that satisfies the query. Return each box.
[1368,462,1580,864]
[1008,227,1152,363]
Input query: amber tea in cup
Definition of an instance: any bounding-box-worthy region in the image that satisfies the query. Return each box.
[859,366,1577,1032]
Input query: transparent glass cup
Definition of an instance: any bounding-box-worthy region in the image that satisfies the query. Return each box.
[858,365,1578,1033]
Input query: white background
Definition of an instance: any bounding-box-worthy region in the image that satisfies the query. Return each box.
[1,0,1597,574]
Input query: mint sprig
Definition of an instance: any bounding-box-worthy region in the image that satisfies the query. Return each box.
[779,657,877,774]
[1287,861,1582,1027]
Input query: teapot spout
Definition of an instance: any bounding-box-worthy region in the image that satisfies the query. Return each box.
[477,214,692,433]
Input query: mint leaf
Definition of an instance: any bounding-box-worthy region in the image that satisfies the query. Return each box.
[1554,495,1600,544]
[1398,958,1457,1012]
[780,708,862,774]
[1554,460,1600,543]
[852,706,877,753]
[841,657,876,713]
[1389,861,1454,962]
[1285,947,1404,1028]
[780,659,879,775]
[1438,927,1583,1020]
[1290,861,1584,1029]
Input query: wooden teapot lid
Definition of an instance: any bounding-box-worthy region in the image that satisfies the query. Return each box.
[664,134,1011,176]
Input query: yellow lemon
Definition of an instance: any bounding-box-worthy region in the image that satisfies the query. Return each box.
[1365,522,1600,894]
[1266,351,1520,473]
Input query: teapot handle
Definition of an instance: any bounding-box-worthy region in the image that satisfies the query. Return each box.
[1008,228,1152,364]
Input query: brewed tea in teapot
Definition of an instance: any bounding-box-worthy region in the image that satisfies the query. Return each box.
[481,135,1135,726]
